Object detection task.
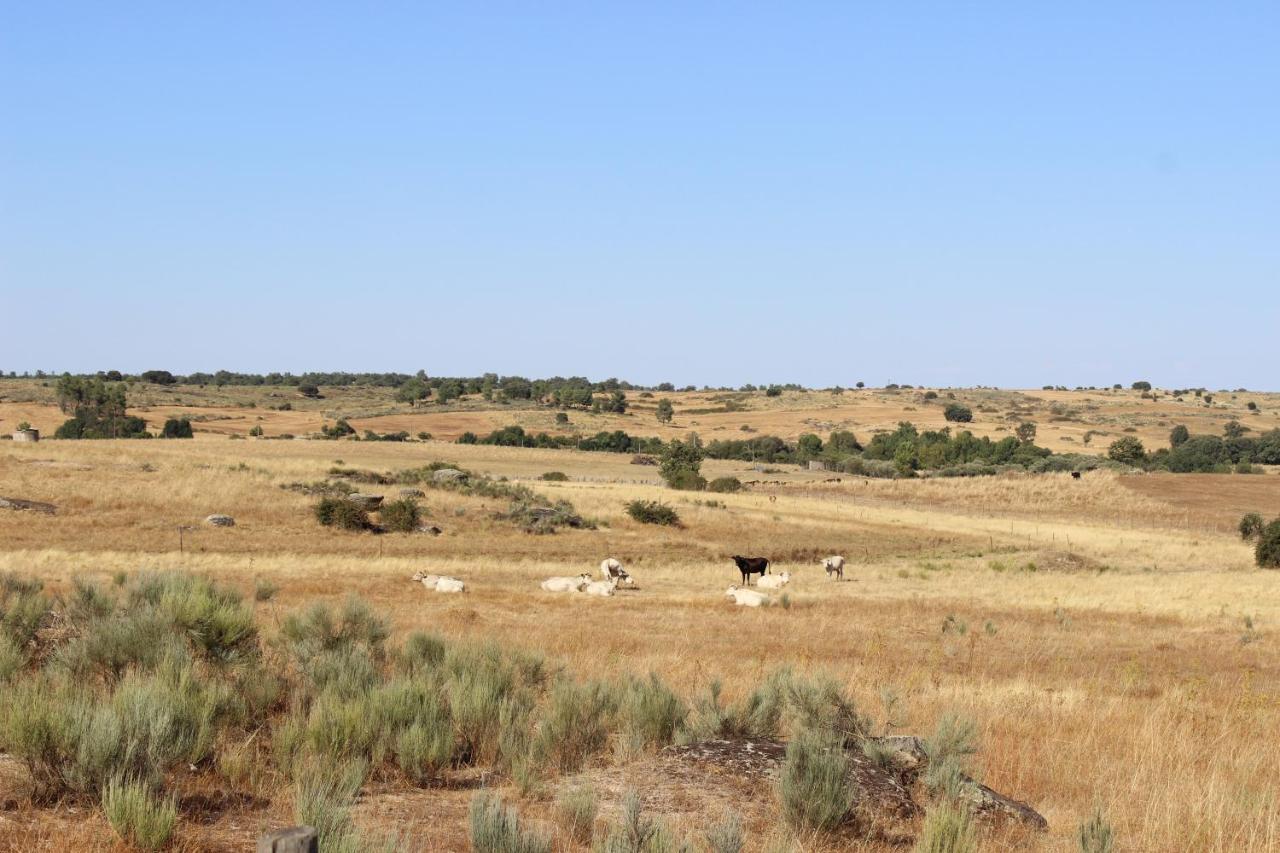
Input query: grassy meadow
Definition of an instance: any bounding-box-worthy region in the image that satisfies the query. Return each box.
[0,381,1278,851]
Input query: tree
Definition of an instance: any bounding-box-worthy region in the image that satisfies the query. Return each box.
[1170,425,1190,447]
[855,382,865,389]
[1247,401,1259,411]
[396,378,431,404]
[1015,422,1037,444]
[1108,436,1146,466]
[943,404,973,423]
[827,430,861,455]
[660,436,705,490]
[298,383,321,398]
[601,390,628,414]
[1257,519,1280,569]
[1223,420,1248,439]
[655,399,674,424]
[1240,512,1265,541]
[140,370,177,385]
[160,418,193,438]
[1131,381,1152,391]
[797,433,823,459]
[765,385,783,397]
[52,375,148,439]
[555,412,569,425]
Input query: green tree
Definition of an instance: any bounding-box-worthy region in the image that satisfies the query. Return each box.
[1257,519,1280,569]
[601,390,628,414]
[1131,381,1152,391]
[160,418,193,438]
[1239,512,1265,541]
[797,433,823,459]
[396,378,431,404]
[1223,420,1247,439]
[1107,436,1146,466]
[1170,425,1190,447]
[655,399,674,424]
[1015,422,1037,444]
[943,404,973,423]
[660,436,705,490]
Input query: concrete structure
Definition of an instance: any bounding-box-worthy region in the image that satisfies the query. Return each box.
[12,429,38,442]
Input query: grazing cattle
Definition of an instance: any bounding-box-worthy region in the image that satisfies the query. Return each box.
[731,555,770,585]
[1071,471,1082,480]
[541,574,592,593]
[599,558,634,586]
[820,555,845,581]
[433,577,466,593]
[725,586,769,607]
[580,578,617,597]
[756,571,791,590]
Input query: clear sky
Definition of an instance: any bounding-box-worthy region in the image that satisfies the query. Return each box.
[2,3,1277,389]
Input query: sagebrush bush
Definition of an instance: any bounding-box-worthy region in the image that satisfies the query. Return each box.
[102,778,178,851]
[254,578,278,602]
[779,729,854,832]
[539,471,569,481]
[914,803,976,853]
[784,673,872,748]
[625,500,680,526]
[923,713,978,799]
[1256,519,1280,569]
[294,759,369,853]
[681,674,786,742]
[314,497,370,530]
[555,786,598,845]
[1078,808,1115,853]
[380,497,421,533]
[707,476,743,493]
[615,673,686,758]
[704,814,744,853]
[596,790,682,853]
[0,634,23,682]
[0,576,50,647]
[396,631,448,677]
[469,791,552,853]
[281,596,389,669]
[535,679,617,772]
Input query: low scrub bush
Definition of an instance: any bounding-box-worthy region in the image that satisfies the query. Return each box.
[1257,519,1280,569]
[615,674,686,758]
[280,597,389,670]
[913,803,976,853]
[779,729,854,833]
[922,713,978,799]
[682,675,786,742]
[703,814,744,853]
[314,497,371,531]
[535,679,617,772]
[160,418,193,438]
[539,471,569,481]
[1078,808,1115,853]
[380,497,421,533]
[555,786,598,845]
[102,778,178,851]
[1239,512,1265,541]
[469,791,552,853]
[626,500,680,526]
[707,476,743,493]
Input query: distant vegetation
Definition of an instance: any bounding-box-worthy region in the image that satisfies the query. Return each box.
[1112,423,1280,472]
[52,376,150,439]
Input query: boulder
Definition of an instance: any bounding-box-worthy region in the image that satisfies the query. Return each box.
[399,488,425,498]
[431,469,467,484]
[0,496,56,515]
[205,514,236,527]
[417,525,443,536]
[347,494,384,510]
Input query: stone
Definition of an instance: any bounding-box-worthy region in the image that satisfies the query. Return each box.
[205,514,236,527]
[0,496,57,515]
[399,487,425,498]
[347,494,384,510]
[431,468,467,484]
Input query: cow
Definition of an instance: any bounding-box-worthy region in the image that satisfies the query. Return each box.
[820,555,845,581]
[731,555,770,586]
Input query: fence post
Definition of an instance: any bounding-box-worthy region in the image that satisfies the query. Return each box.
[257,826,318,853]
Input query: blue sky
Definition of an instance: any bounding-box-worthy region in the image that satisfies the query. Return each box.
[2,3,1277,388]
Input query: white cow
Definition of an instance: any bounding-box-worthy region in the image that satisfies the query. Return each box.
[411,571,442,589]
[580,578,618,597]
[541,574,593,592]
[821,555,846,581]
[725,586,770,607]
[756,571,791,590]
[433,577,466,593]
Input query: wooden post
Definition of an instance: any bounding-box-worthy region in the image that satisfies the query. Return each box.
[257,826,318,853]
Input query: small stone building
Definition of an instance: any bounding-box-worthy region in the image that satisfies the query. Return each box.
[12,429,39,442]
[808,459,827,471]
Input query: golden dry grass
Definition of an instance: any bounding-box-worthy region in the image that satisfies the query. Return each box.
[1,427,1278,851]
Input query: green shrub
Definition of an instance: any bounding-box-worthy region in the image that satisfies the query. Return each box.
[626,500,681,526]
[394,716,454,784]
[380,498,421,533]
[779,730,853,833]
[469,791,552,853]
[539,471,569,481]
[660,437,705,490]
[1107,436,1146,466]
[913,803,976,853]
[0,579,50,647]
[1240,512,1265,541]
[294,759,368,853]
[703,814,744,853]
[0,634,24,681]
[615,674,686,758]
[595,790,680,853]
[536,680,617,772]
[160,418,193,438]
[943,404,973,423]
[555,786,599,845]
[101,778,177,851]
[922,713,978,799]
[1078,808,1115,853]
[314,497,370,531]
[682,675,786,742]
[397,631,448,677]
[281,597,389,670]
[254,578,278,602]
[1257,519,1280,569]
[707,476,743,493]
[248,424,264,437]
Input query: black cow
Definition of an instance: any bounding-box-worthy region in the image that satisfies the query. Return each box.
[1071,471,1082,480]
[731,555,770,585]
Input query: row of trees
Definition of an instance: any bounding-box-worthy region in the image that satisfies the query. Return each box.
[51,376,192,439]
[1108,422,1280,471]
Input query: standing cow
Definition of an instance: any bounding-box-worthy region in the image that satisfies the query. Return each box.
[731,555,770,586]
[821,555,846,581]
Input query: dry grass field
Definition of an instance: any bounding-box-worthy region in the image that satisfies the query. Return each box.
[1,387,1279,852]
